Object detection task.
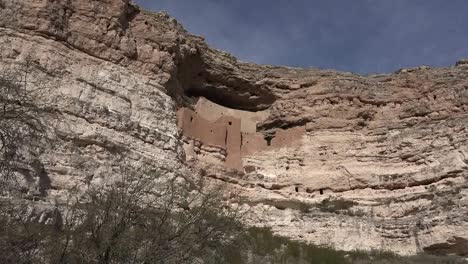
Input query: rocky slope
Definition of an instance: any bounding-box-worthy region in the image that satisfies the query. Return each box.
[0,0,467,256]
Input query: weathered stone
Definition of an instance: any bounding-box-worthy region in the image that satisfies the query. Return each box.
[0,0,467,257]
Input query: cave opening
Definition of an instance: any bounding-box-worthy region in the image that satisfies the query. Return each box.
[184,85,275,112]
[319,189,324,195]
[295,186,299,192]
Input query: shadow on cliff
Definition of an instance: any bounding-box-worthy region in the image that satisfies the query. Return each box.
[169,45,276,112]
[18,159,51,198]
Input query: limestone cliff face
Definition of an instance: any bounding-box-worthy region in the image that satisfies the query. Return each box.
[1,0,467,256]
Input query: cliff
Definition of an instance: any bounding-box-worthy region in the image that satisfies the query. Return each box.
[0,0,467,256]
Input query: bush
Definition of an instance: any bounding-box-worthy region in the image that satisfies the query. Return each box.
[0,169,244,264]
[0,58,52,194]
[219,227,468,264]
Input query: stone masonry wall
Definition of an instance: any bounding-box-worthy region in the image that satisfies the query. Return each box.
[177,99,306,171]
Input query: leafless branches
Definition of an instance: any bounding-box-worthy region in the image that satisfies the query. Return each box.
[0,59,51,193]
[0,168,244,264]
[0,59,245,263]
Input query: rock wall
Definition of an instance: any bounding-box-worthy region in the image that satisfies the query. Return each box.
[0,0,190,200]
[0,0,467,256]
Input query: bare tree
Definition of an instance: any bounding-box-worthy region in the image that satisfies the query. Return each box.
[0,198,58,264]
[0,167,245,264]
[0,59,245,263]
[0,59,51,194]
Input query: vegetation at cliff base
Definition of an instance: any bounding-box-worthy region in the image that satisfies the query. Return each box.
[222,227,468,264]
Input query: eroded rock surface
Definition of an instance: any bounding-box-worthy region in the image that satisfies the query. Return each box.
[0,0,467,256]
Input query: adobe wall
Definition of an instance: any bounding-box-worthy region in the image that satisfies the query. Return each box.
[241,127,306,156]
[177,108,227,148]
[195,97,269,133]
[177,107,244,170]
[216,116,242,170]
[241,133,268,156]
[271,126,307,148]
[177,101,306,172]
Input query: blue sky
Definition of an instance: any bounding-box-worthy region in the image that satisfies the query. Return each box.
[135,0,468,74]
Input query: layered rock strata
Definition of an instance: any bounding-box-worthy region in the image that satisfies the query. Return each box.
[0,0,467,256]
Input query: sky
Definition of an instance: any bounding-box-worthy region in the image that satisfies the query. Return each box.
[135,0,468,75]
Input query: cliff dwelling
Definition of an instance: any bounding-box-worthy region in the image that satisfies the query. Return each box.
[177,97,306,171]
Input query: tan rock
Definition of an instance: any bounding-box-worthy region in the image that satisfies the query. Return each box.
[0,0,467,257]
